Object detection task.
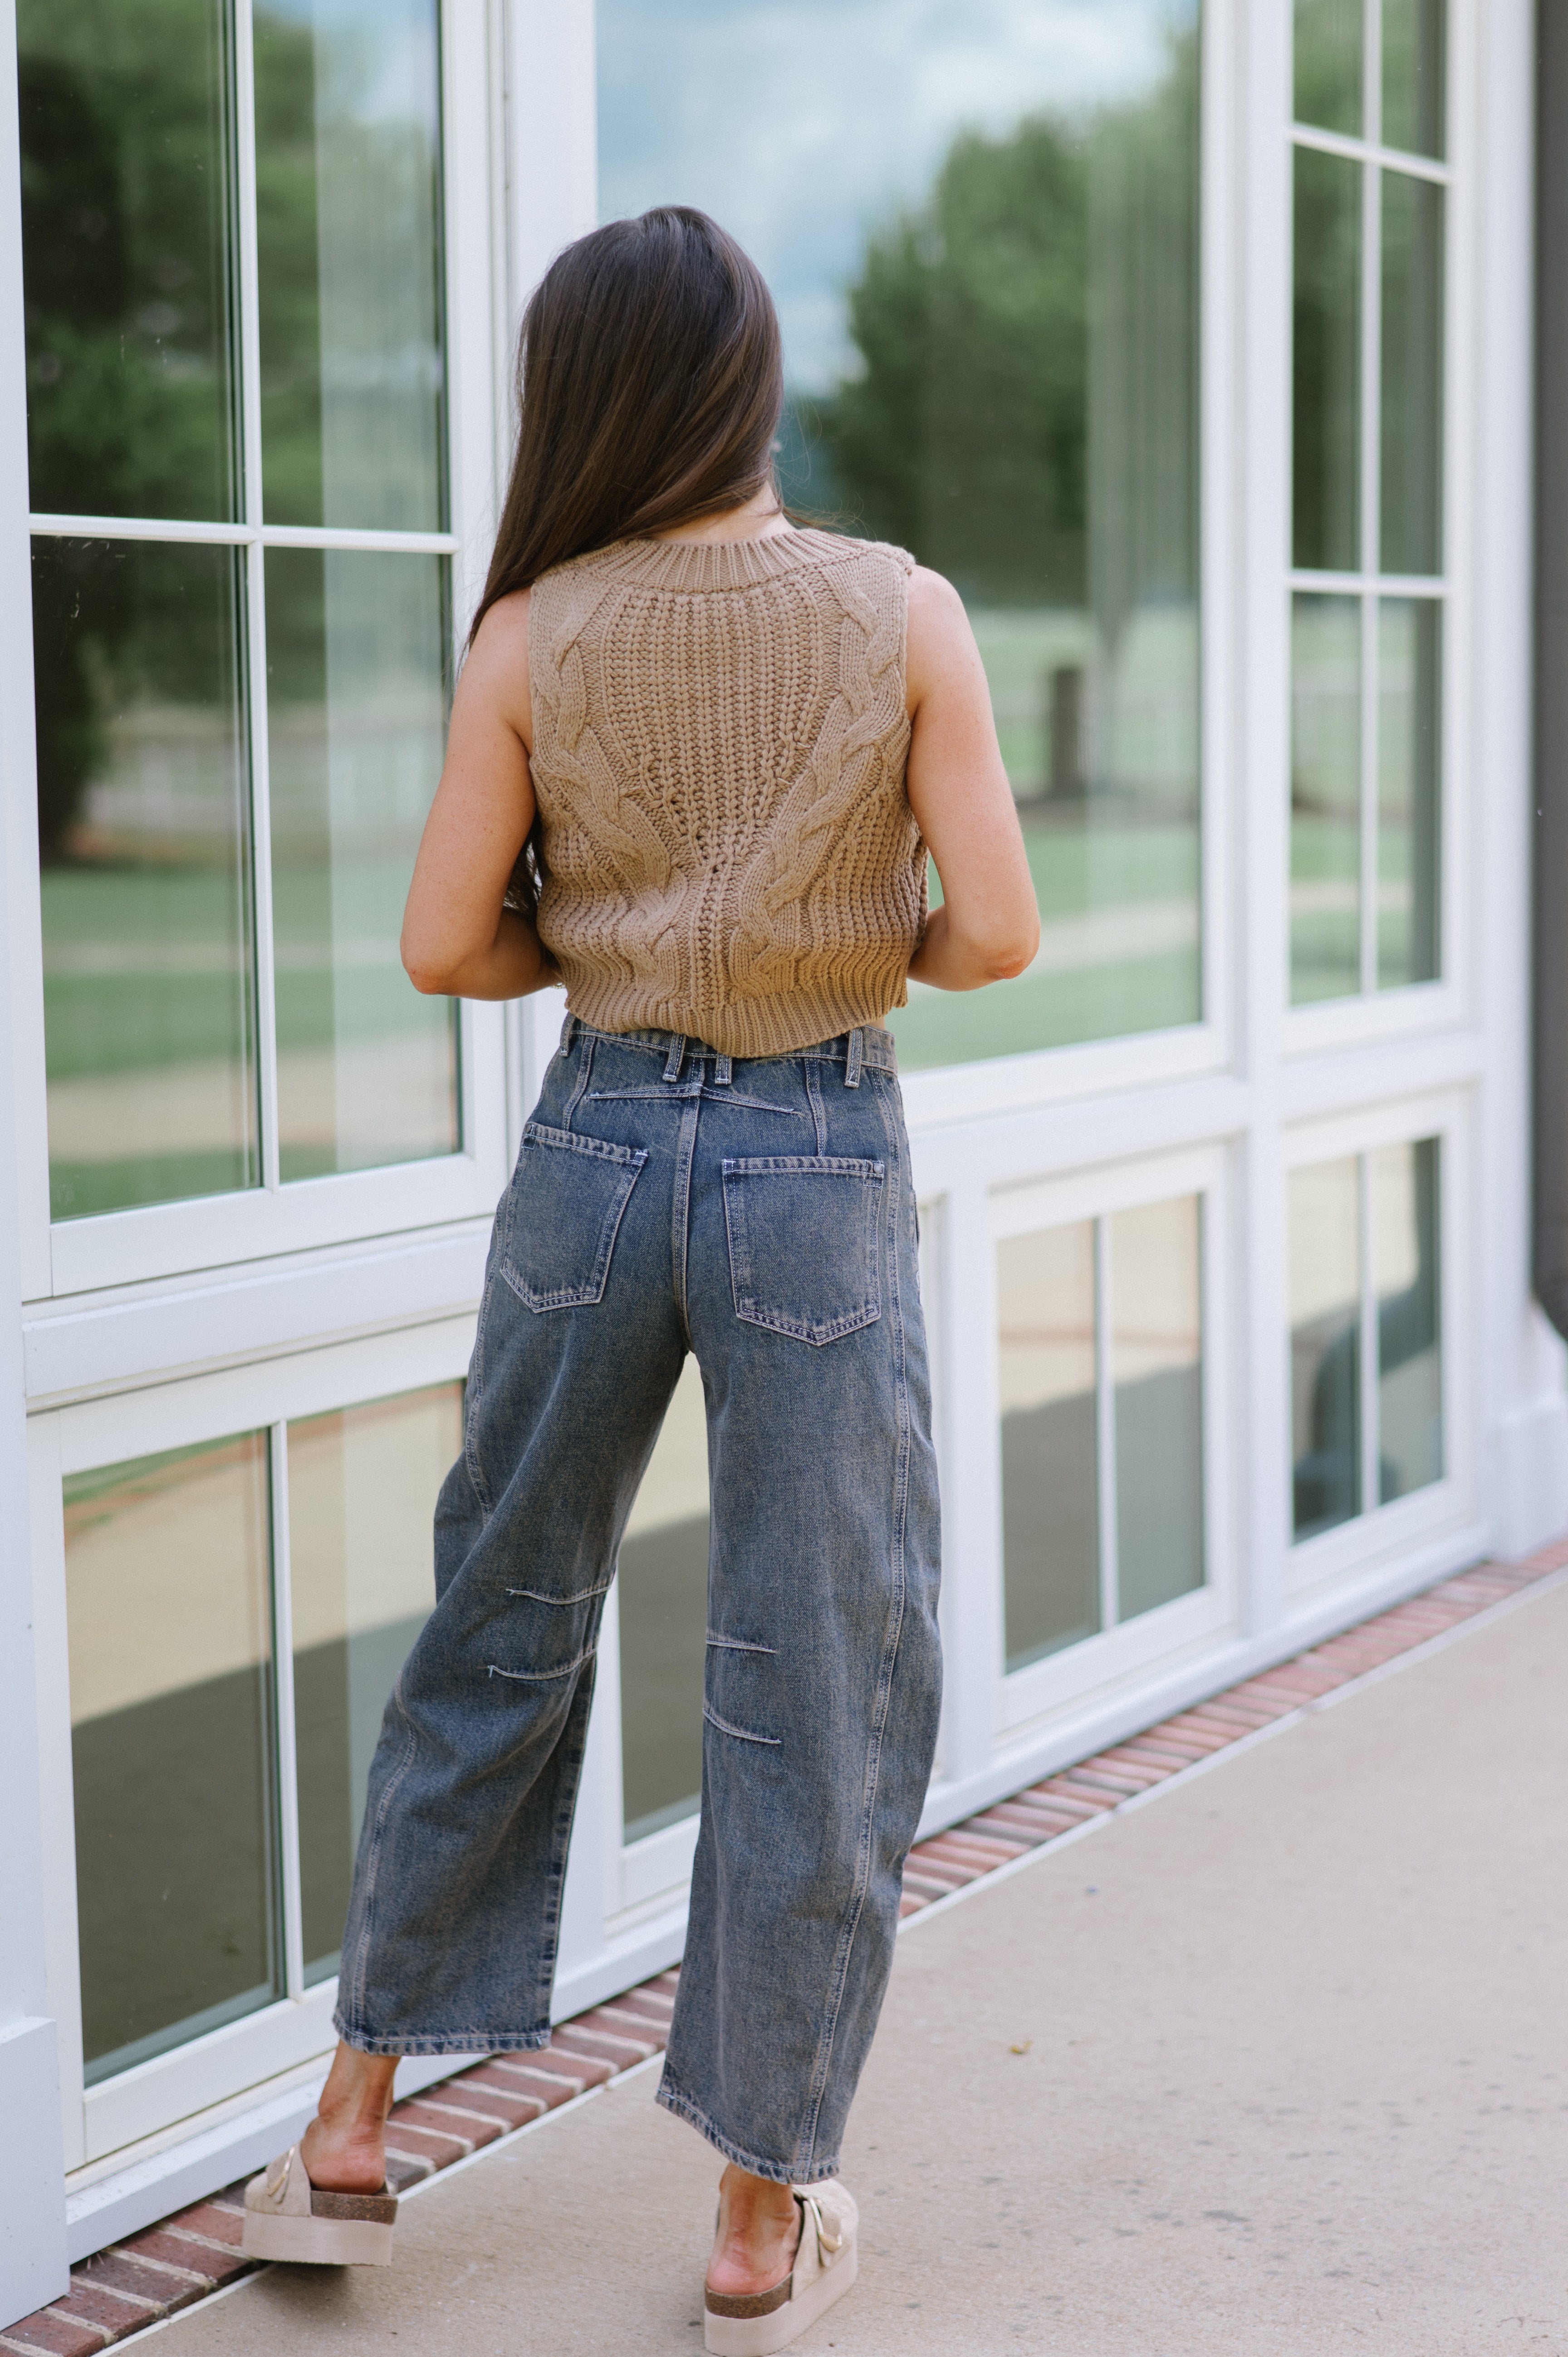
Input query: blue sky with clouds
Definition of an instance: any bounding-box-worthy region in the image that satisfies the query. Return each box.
[598,0,1196,389]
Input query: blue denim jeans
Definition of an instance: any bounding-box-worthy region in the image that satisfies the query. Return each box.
[333,1019,942,2185]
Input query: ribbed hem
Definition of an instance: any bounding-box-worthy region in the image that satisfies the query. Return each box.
[562,974,908,1062]
[553,525,914,598]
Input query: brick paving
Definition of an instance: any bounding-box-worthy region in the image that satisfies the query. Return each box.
[6,1537,1563,2356]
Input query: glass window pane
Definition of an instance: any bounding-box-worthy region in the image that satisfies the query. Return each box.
[620,1358,709,1845]
[255,0,445,531]
[267,548,457,1179]
[1382,0,1445,159]
[1291,592,1362,1005]
[65,1436,278,2082]
[1294,0,1362,135]
[1112,1196,1203,1620]
[1293,146,1362,573]
[1372,1138,1442,1500]
[1380,172,1444,577]
[1377,597,1440,987]
[34,538,257,1220]
[1000,1223,1100,1671]
[600,2,1200,1071]
[18,0,238,522]
[288,1384,459,1980]
[1289,1159,1362,1539]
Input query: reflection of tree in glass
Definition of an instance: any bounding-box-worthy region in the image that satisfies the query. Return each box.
[804,22,1198,642]
[20,0,240,855]
[254,9,327,528]
[254,5,446,532]
[804,121,1086,605]
[18,0,238,524]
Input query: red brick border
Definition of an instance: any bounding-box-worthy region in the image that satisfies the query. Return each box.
[8,1538,1564,2355]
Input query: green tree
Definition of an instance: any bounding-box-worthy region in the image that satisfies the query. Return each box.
[809,21,1199,635]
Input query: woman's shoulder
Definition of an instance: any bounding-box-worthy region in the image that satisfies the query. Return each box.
[795,525,916,579]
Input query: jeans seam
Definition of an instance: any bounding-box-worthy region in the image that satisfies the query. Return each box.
[797,1084,911,2177]
[671,1091,701,1345]
[487,1647,598,1683]
[340,1707,420,2038]
[702,1700,781,1747]
[560,1033,594,1130]
[534,1657,598,2023]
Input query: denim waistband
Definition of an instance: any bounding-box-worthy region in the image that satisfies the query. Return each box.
[560,1016,899,1080]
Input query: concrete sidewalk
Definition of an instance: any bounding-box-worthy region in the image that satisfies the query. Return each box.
[165,1578,1568,2356]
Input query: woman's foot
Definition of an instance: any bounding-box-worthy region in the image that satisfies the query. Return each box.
[298,2042,399,2195]
[706,2164,802,2298]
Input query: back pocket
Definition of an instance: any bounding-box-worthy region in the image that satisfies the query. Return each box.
[501,1122,647,1311]
[722,1155,884,1346]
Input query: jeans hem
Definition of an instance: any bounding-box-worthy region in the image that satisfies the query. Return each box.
[654,2071,843,2187]
[332,2018,554,2057]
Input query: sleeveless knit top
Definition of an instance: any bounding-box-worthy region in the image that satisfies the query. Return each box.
[527,526,926,1060]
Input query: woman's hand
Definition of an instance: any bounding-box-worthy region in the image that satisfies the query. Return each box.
[400,590,561,1001]
[904,568,1040,992]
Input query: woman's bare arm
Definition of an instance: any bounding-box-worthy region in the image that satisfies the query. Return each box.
[904,566,1040,991]
[400,589,561,1001]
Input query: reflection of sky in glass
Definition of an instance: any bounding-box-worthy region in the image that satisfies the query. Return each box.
[258,0,436,131]
[598,0,1197,388]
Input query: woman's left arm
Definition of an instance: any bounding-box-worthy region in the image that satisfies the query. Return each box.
[401,589,561,1001]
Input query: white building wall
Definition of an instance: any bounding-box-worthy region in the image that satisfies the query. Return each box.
[0,0,1563,2328]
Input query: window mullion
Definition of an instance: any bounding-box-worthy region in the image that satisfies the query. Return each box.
[1359,83,1382,998]
[268,1421,305,2002]
[1095,1217,1118,1633]
[1358,1153,1379,1516]
[1360,588,1379,995]
[233,0,281,1193]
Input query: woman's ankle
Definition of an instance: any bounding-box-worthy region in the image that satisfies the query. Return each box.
[298,2044,399,2191]
[707,2165,802,2295]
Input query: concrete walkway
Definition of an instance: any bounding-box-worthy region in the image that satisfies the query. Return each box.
[166,1577,1568,2356]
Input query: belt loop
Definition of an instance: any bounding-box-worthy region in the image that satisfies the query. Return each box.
[663,1033,687,1083]
[713,1052,732,1086]
[561,1012,578,1053]
[843,1027,863,1088]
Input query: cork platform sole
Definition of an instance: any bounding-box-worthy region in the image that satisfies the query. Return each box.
[241,2146,397,2266]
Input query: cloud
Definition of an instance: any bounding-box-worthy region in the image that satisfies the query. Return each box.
[598,0,1196,386]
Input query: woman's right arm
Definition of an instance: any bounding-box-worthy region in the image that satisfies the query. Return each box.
[903,566,1040,990]
[400,590,561,1002]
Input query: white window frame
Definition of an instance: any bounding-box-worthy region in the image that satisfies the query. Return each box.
[1282,0,1472,1055]
[985,1144,1237,1743]
[1281,1087,1476,1604]
[2,0,515,1309]
[10,0,1537,2228]
[33,1313,475,2174]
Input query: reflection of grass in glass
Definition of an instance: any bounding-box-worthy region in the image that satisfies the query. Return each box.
[51,1149,254,1222]
[894,815,1199,1069]
[1020,811,1197,914]
[1290,811,1360,1003]
[272,854,427,1051]
[892,950,1197,1070]
[42,864,251,1078]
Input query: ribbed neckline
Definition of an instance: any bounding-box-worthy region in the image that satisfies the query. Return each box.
[564,525,884,595]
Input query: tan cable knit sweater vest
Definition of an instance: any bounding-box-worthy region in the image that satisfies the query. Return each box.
[528,526,926,1060]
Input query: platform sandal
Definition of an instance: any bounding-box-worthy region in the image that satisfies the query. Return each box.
[240,2144,397,2265]
[703,2181,858,2356]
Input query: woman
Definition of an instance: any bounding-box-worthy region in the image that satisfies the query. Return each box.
[243,206,1038,2354]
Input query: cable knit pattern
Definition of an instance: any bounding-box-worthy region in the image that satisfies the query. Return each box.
[528,527,926,1058]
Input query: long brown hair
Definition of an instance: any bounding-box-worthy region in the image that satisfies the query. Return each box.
[472,206,784,644]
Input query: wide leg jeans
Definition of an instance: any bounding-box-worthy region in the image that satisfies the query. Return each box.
[333,1019,942,2186]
